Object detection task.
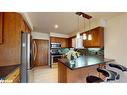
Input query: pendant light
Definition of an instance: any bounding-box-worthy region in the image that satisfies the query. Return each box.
[76,15,80,39]
[76,32,80,39]
[83,18,87,40]
[88,19,92,40]
[75,12,92,40]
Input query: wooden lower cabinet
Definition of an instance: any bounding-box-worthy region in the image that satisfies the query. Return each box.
[58,62,105,83]
[5,67,20,83]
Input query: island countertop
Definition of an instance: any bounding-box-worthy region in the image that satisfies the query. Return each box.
[0,64,20,79]
[58,55,115,70]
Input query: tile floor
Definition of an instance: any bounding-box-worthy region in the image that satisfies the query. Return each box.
[29,63,58,83]
[28,63,127,83]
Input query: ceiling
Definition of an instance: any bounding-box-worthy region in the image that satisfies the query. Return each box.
[27,12,124,34]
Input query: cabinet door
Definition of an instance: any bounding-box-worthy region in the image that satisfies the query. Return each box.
[92,27,104,47]
[0,12,22,66]
[84,27,104,48]
[0,13,3,44]
[68,38,72,48]
[33,39,49,67]
[50,37,56,43]
[84,33,92,47]
[62,38,68,48]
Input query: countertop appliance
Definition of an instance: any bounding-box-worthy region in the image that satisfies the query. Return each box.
[21,32,33,83]
[51,43,61,48]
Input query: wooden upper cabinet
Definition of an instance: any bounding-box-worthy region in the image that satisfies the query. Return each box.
[50,37,69,48]
[0,13,3,44]
[84,27,104,48]
[61,38,68,48]
[21,19,26,32]
[50,37,56,43]
[0,12,22,66]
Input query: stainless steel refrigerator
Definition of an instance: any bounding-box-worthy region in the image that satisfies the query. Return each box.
[21,32,33,83]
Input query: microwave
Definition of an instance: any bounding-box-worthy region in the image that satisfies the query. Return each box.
[51,43,61,48]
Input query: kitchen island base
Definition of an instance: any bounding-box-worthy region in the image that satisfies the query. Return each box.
[58,62,105,83]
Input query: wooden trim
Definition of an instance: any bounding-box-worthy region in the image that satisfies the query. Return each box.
[0,12,3,44]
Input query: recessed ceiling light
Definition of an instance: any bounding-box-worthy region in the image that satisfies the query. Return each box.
[54,24,59,29]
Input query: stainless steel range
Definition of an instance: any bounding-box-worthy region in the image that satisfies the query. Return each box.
[50,48,62,68]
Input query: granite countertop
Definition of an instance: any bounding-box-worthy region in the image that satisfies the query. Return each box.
[0,64,20,79]
[58,55,115,70]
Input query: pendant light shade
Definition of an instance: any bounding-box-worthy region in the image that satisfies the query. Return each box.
[76,32,80,39]
[88,19,92,40]
[83,33,87,40]
[75,12,92,41]
[88,34,92,40]
[83,17,87,40]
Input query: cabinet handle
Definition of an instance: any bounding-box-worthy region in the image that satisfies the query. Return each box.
[32,41,36,61]
[34,41,37,61]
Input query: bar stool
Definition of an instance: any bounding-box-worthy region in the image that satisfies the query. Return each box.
[109,63,127,72]
[86,68,119,83]
[108,63,127,82]
[86,76,104,83]
[97,68,120,81]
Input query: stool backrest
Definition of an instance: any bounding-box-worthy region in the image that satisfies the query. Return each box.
[97,68,117,81]
[109,63,127,72]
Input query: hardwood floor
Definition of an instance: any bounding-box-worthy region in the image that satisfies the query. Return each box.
[30,63,58,83]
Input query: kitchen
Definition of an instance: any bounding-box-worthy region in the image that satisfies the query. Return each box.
[0,12,127,83]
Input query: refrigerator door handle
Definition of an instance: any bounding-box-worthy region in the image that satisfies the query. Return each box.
[33,41,36,61]
[27,34,31,70]
[34,40,37,61]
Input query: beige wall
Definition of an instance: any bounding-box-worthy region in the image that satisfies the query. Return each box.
[50,32,69,38]
[104,13,127,66]
[32,32,50,40]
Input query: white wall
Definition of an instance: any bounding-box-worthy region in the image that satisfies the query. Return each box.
[105,13,127,66]
[50,32,69,38]
[32,32,50,40]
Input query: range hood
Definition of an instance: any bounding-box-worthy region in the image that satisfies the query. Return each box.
[75,37,84,49]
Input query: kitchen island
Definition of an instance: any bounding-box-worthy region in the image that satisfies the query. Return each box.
[0,64,20,83]
[58,55,114,83]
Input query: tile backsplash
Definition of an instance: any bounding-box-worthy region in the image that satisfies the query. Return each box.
[86,48,104,56]
[75,47,104,56]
